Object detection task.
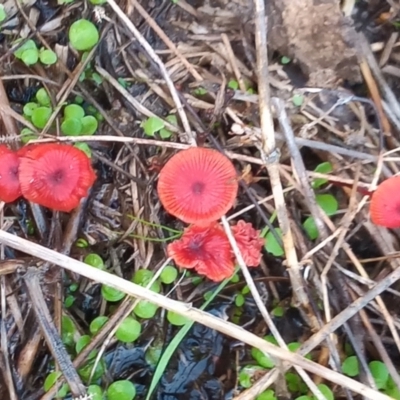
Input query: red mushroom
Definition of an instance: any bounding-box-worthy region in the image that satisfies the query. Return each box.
[0,145,21,203]
[18,143,96,212]
[370,176,400,228]
[231,220,265,266]
[167,223,235,282]
[157,147,238,225]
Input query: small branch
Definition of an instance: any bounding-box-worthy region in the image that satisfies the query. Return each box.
[23,268,86,398]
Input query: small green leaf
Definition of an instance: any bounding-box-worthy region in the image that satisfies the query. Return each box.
[133,300,158,319]
[89,316,109,335]
[78,357,105,383]
[61,315,76,347]
[265,228,284,257]
[257,389,277,400]
[160,265,178,284]
[342,355,359,377]
[91,72,103,85]
[101,285,125,302]
[193,87,207,95]
[251,347,275,369]
[81,115,98,135]
[317,384,334,400]
[14,39,37,59]
[228,79,239,90]
[64,295,75,308]
[69,19,99,51]
[312,162,333,189]
[272,306,284,317]
[87,385,103,400]
[115,316,141,343]
[239,365,266,388]
[159,128,173,139]
[23,102,38,117]
[36,88,51,106]
[0,4,7,22]
[165,114,178,125]
[316,194,338,216]
[44,372,69,397]
[75,335,91,353]
[84,253,104,269]
[44,371,61,391]
[303,217,319,240]
[167,310,190,326]
[64,104,85,120]
[281,56,291,64]
[61,118,82,136]
[107,380,136,400]
[141,116,165,136]
[235,293,245,307]
[31,106,52,129]
[75,238,89,248]
[21,48,39,65]
[74,142,92,157]
[292,94,304,107]
[39,48,57,65]
[369,360,389,390]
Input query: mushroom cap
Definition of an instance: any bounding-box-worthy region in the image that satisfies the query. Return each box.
[167,223,235,282]
[231,220,265,266]
[0,145,21,203]
[157,147,238,225]
[370,176,400,228]
[18,143,96,212]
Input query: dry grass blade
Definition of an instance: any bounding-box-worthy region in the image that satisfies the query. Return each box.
[23,269,86,397]
[0,229,396,400]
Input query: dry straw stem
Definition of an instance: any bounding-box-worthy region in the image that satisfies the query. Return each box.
[106,0,196,146]
[0,229,395,400]
[253,0,317,327]
[220,219,326,400]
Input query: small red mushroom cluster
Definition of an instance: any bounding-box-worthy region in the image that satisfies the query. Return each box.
[0,143,96,212]
[370,175,400,228]
[157,147,265,282]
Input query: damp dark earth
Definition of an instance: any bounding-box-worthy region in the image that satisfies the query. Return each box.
[2,1,400,400]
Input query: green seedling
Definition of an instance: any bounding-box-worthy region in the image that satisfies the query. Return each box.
[88,385,103,400]
[312,161,333,189]
[44,371,69,397]
[257,389,277,400]
[160,265,178,284]
[89,316,109,335]
[167,310,189,326]
[303,193,339,240]
[101,285,125,302]
[141,115,176,139]
[115,316,141,343]
[239,365,266,388]
[39,48,57,65]
[193,87,207,95]
[265,227,284,257]
[84,253,104,269]
[292,94,304,107]
[69,19,99,51]
[107,380,136,400]
[14,39,57,66]
[0,4,7,22]
[228,79,239,90]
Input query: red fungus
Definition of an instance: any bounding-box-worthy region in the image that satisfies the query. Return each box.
[167,223,235,282]
[0,145,21,202]
[370,176,400,228]
[18,143,96,212]
[231,220,265,266]
[157,147,238,225]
